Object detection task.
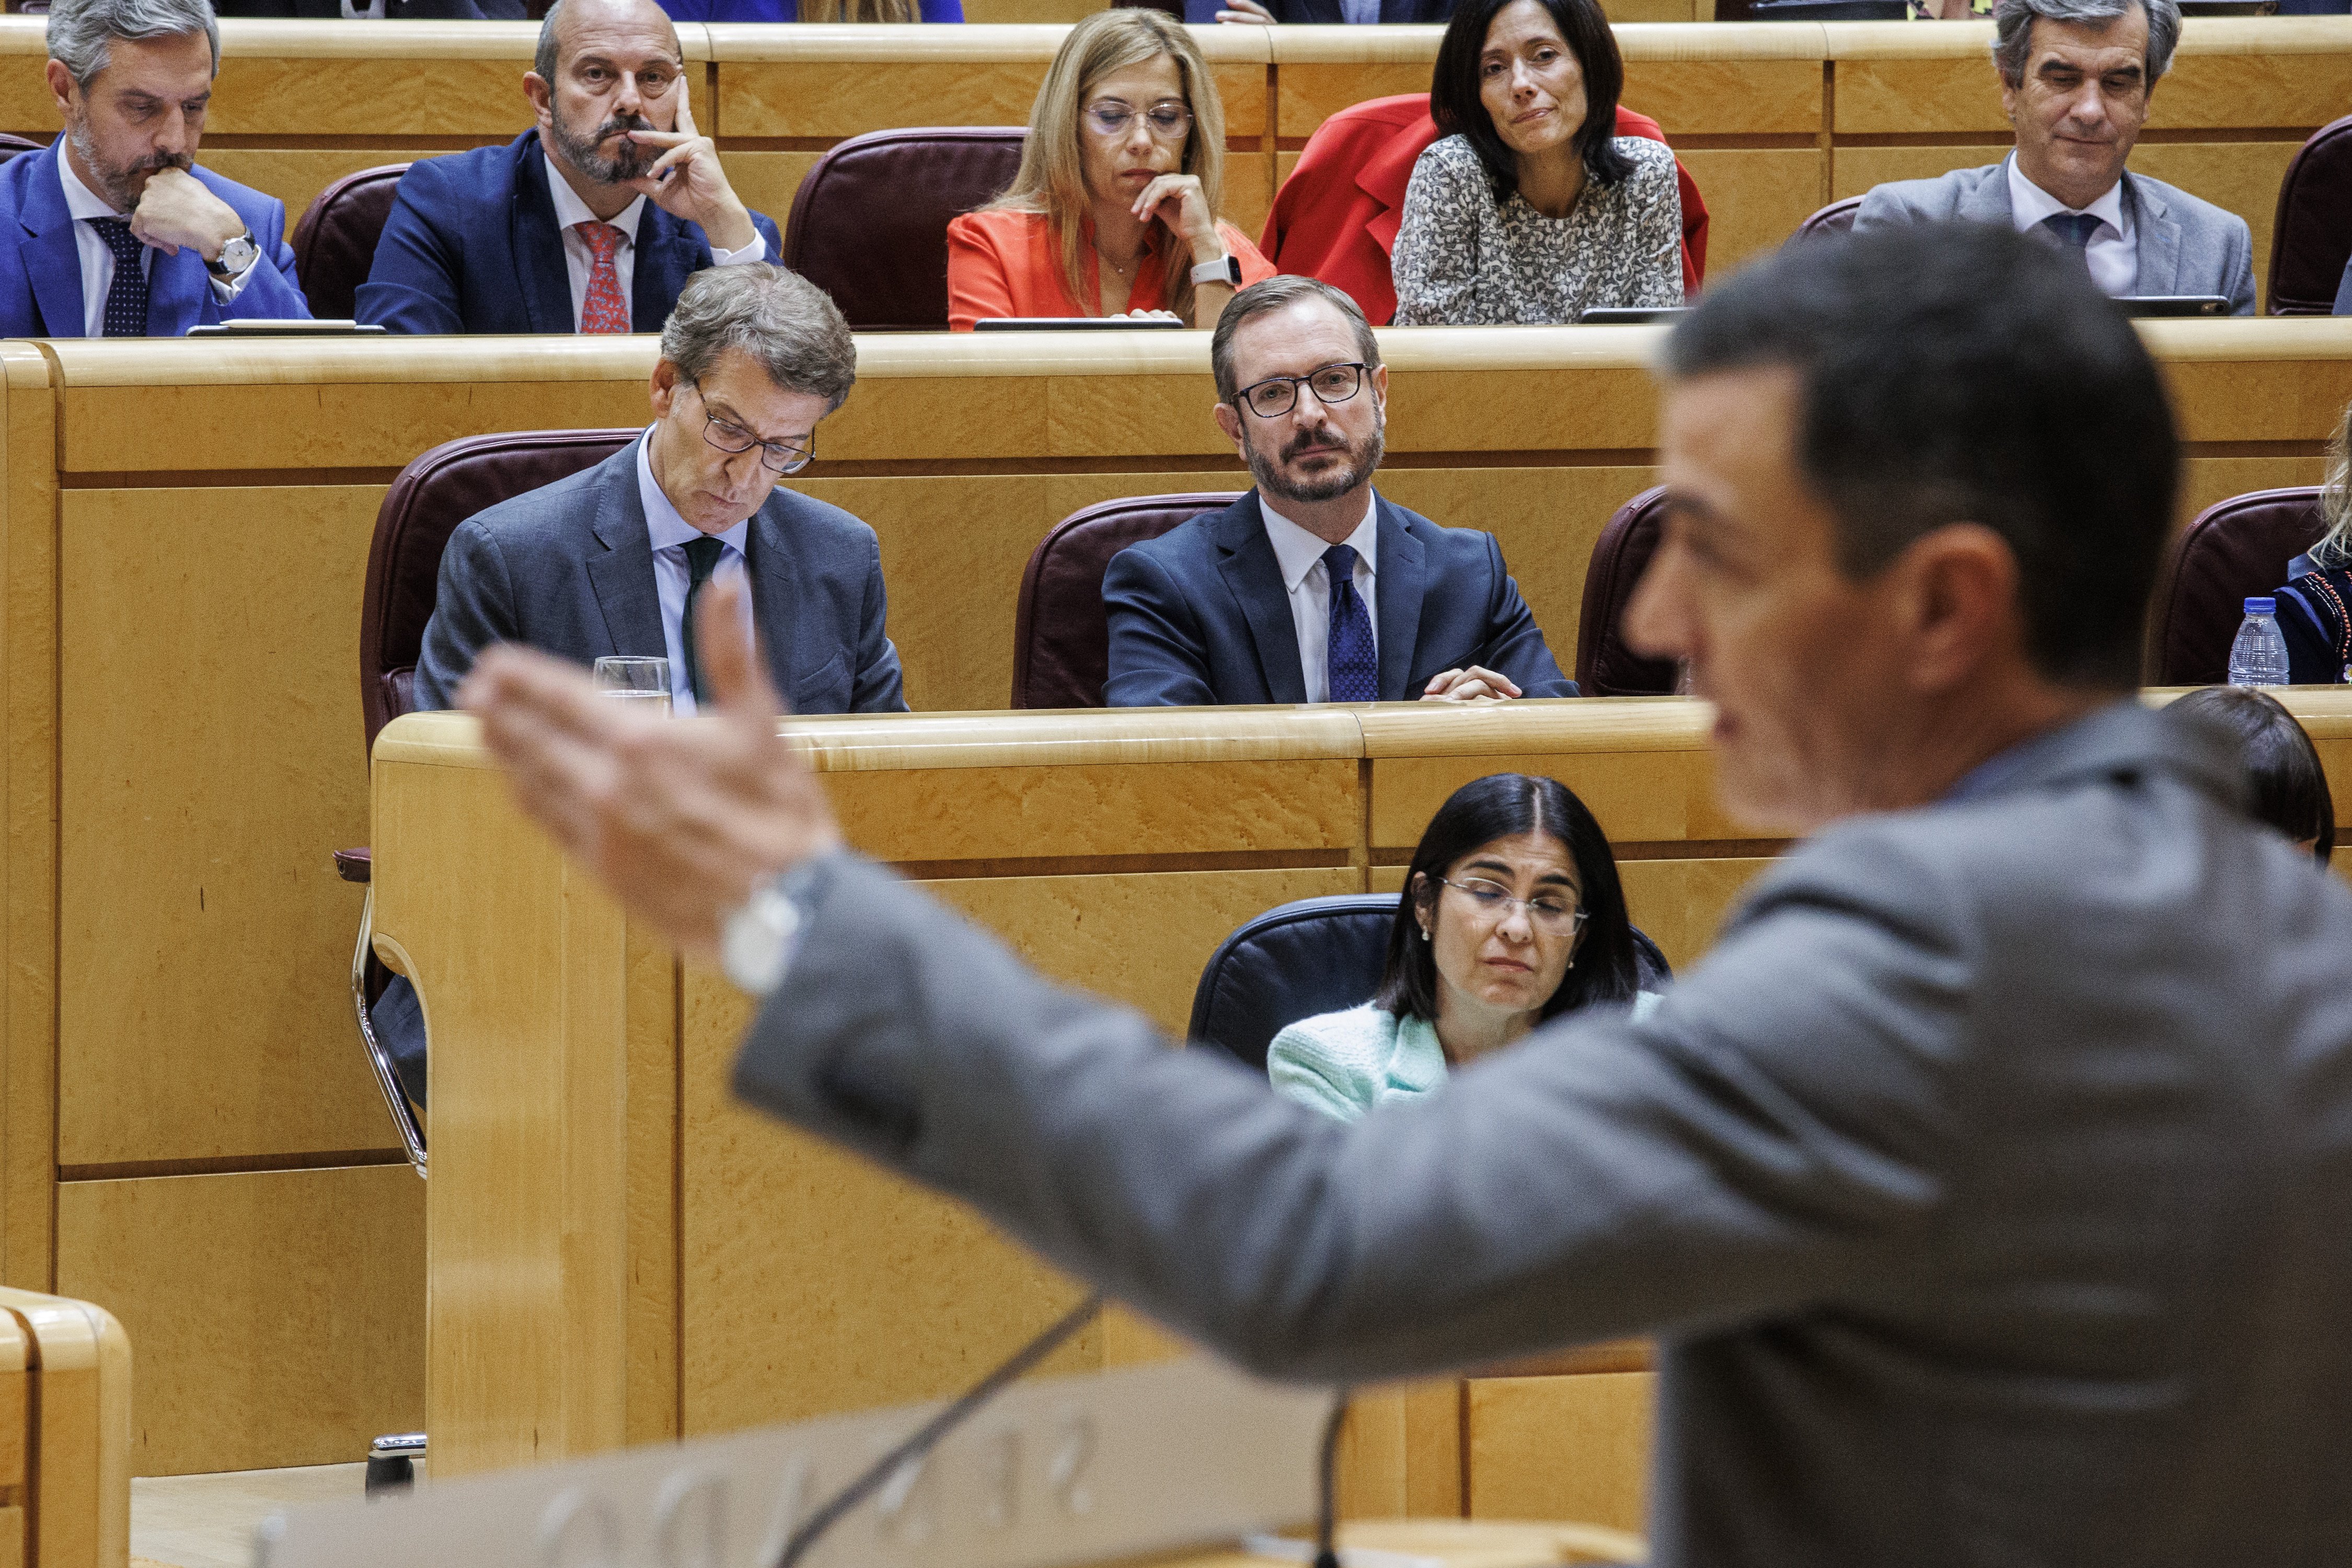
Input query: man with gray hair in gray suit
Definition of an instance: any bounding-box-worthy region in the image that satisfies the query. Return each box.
[1853,0,2255,314]
[414,262,905,719]
[463,222,2352,1565]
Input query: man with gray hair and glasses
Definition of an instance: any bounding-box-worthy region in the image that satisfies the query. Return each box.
[1853,0,2254,314]
[0,0,309,337]
[358,0,779,335]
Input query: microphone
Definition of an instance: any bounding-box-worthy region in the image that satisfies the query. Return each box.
[770,1291,1105,1568]
[1312,1389,1351,1568]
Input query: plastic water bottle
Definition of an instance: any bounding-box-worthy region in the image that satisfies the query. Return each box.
[2228,596,2290,688]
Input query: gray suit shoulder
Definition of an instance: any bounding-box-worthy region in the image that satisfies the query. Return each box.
[2128,169,2251,243]
[1852,162,2007,230]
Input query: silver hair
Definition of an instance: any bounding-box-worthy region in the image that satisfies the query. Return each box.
[46,0,219,89]
[660,266,858,414]
[1992,0,2180,88]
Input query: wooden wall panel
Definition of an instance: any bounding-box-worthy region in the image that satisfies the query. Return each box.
[1465,1373,1654,1534]
[56,487,386,1165]
[199,147,498,234]
[53,1165,424,1477]
[1615,857,1774,973]
[1670,147,1822,278]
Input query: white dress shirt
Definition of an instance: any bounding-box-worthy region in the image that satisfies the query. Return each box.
[543,152,766,333]
[636,432,757,716]
[59,153,256,337]
[1259,490,1379,704]
[2006,153,2136,298]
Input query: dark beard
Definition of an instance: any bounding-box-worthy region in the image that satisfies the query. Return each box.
[1249,422,1386,505]
[550,106,655,185]
[66,118,188,212]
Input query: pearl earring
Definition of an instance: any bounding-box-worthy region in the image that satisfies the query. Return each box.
[1419,927,1431,942]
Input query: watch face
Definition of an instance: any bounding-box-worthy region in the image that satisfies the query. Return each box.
[217,235,257,273]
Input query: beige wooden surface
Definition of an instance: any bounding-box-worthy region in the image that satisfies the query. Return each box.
[0,1287,132,1568]
[5,18,2346,286]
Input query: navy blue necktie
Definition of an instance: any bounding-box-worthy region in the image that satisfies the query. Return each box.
[679,535,725,706]
[88,217,149,338]
[2041,211,2101,263]
[1323,544,1377,703]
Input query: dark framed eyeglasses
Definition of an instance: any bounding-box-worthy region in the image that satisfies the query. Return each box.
[1082,100,1194,142]
[1434,875,1586,934]
[1232,362,1369,420]
[690,382,815,476]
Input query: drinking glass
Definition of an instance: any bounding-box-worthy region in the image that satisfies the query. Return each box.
[593,656,672,714]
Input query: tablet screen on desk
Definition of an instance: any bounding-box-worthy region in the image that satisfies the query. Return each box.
[189,319,391,336]
[972,317,1190,331]
[1574,307,1690,325]
[2119,296,2230,318]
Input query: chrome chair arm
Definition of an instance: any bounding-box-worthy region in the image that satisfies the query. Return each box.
[351,885,426,1178]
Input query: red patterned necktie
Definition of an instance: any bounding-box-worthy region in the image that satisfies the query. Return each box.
[575,221,630,334]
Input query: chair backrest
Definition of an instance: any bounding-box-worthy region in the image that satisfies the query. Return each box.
[783,128,1028,331]
[1790,195,1863,246]
[360,430,638,755]
[290,163,409,321]
[0,133,42,165]
[1187,893,1674,1074]
[2144,487,2327,685]
[1010,491,1243,708]
[1575,486,1679,697]
[2268,115,2352,316]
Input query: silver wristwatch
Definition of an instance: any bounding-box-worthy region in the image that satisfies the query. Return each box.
[719,858,829,996]
[207,230,259,280]
[1189,253,1242,289]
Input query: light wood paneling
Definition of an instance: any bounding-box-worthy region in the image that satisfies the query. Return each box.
[1615,857,1774,973]
[1466,1373,1654,1534]
[963,0,1106,21]
[57,487,385,1166]
[53,1166,422,1477]
[1671,147,1823,278]
[1829,141,2012,201]
[198,147,499,233]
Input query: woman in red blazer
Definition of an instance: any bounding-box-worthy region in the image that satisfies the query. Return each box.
[1259,91,1709,325]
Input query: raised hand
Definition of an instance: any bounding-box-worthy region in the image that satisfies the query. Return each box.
[621,94,759,256]
[1128,172,1223,265]
[130,167,248,261]
[463,578,840,955]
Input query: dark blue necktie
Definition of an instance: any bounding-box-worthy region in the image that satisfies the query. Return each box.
[1323,544,1377,703]
[2041,211,2101,261]
[88,217,149,338]
[679,535,725,706]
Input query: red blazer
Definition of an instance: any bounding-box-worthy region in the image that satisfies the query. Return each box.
[1260,94,1711,326]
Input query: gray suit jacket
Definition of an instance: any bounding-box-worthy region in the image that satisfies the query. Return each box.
[1852,156,2257,316]
[735,700,2352,1566]
[413,437,906,714]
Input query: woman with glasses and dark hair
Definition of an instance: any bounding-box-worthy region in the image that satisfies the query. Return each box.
[1269,773,1657,1121]
[1390,0,1682,326]
[947,10,1276,330]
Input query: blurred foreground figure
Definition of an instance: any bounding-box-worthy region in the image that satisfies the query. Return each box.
[466,224,2352,1567]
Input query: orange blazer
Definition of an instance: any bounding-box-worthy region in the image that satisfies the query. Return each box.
[1259,94,1712,326]
[947,210,1277,331]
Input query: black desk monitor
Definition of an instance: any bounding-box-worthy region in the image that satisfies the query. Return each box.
[2119,296,2232,318]
[1574,307,1691,325]
[188,319,391,336]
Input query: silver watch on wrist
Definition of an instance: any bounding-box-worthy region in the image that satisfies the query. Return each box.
[207,230,259,280]
[1189,253,1242,289]
[719,859,828,996]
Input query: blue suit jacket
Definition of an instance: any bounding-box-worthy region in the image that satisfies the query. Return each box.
[413,436,906,713]
[1103,491,1573,706]
[0,141,307,337]
[356,131,784,335]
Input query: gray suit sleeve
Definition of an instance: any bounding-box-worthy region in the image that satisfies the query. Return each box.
[413,520,518,711]
[733,835,1967,1381]
[2226,218,2257,317]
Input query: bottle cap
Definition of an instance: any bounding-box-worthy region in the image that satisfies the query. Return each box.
[2246,596,2277,615]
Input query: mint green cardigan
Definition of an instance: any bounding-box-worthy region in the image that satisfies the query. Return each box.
[1267,994,1663,1122]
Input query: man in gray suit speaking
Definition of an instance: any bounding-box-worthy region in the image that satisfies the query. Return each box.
[1853,0,2255,315]
[413,262,906,717]
[463,224,2352,1566]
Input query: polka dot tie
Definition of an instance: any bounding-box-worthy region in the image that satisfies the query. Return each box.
[88,217,149,338]
[1323,544,1378,703]
[575,221,630,335]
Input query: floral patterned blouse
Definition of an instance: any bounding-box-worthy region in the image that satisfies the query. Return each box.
[1390,134,1684,327]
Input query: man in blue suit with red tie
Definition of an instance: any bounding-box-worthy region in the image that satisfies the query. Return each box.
[356,0,782,336]
[1,0,308,339]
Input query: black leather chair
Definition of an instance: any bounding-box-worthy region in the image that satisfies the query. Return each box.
[2143,487,2327,686]
[2268,115,2352,316]
[1575,487,1679,697]
[1789,195,1863,246]
[782,128,1028,331]
[1188,893,1671,1074]
[341,429,639,1170]
[291,163,409,320]
[1011,492,1243,708]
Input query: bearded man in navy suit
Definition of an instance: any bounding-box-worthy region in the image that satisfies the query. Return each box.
[357,0,781,336]
[0,0,310,338]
